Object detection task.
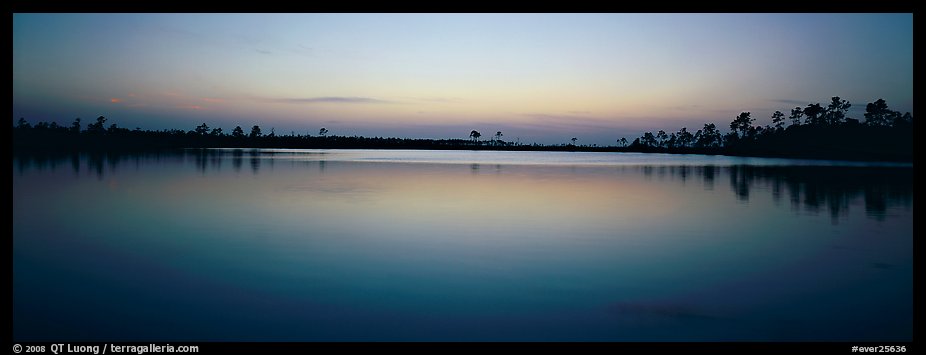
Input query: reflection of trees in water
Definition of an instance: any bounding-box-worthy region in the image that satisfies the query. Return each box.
[14,149,300,179]
[189,148,226,174]
[627,164,911,222]
[16,150,186,180]
[14,150,912,222]
[232,149,243,172]
[699,166,716,191]
[721,165,912,222]
[249,149,261,175]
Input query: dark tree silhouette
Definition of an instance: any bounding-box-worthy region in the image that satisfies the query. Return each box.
[232,126,245,138]
[107,123,124,134]
[803,103,825,126]
[71,118,81,133]
[771,110,786,130]
[789,107,803,127]
[84,116,107,134]
[571,137,578,146]
[195,123,210,136]
[656,130,668,148]
[250,125,262,138]
[675,127,693,148]
[825,96,851,126]
[694,123,722,148]
[730,112,753,138]
[864,99,893,127]
[470,130,481,142]
[319,127,328,136]
[618,137,629,147]
[641,132,657,147]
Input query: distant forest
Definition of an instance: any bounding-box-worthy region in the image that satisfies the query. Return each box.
[12,97,913,162]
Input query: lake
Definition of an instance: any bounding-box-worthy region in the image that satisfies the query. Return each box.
[12,149,913,341]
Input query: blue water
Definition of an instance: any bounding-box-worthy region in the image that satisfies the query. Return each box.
[13,149,913,341]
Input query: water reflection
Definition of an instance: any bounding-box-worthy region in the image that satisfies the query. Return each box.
[12,149,912,341]
[723,165,912,222]
[14,149,910,223]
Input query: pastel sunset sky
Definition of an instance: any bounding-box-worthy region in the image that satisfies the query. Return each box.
[13,13,912,145]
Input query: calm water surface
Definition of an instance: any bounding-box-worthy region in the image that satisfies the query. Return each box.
[13,149,912,341]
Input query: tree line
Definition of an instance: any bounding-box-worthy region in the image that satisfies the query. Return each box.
[12,97,912,161]
[621,97,911,161]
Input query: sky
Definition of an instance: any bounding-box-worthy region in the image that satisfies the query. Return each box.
[12,13,913,146]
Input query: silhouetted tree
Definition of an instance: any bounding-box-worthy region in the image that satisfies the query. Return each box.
[210,127,223,136]
[17,118,30,129]
[641,132,657,147]
[195,123,210,136]
[694,123,722,148]
[788,107,803,127]
[71,118,82,133]
[250,125,262,138]
[618,137,629,147]
[571,137,578,145]
[864,99,893,127]
[803,103,825,126]
[231,126,245,138]
[730,112,753,138]
[319,127,328,136]
[494,131,503,143]
[825,96,851,126]
[86,116,107,134]
[470,130,481,142]
[656,130,668,148]
[675,127,693,148]
[771,110,786,130]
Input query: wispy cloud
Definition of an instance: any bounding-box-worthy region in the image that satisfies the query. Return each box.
[412,96,464,103]
[260,96,395,104]
[771,99,808,106]
[289,44,313,57]
[176,105,204,110]
[110,98,122,103]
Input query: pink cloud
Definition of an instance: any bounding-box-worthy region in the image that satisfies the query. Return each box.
[111,98,122,103]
